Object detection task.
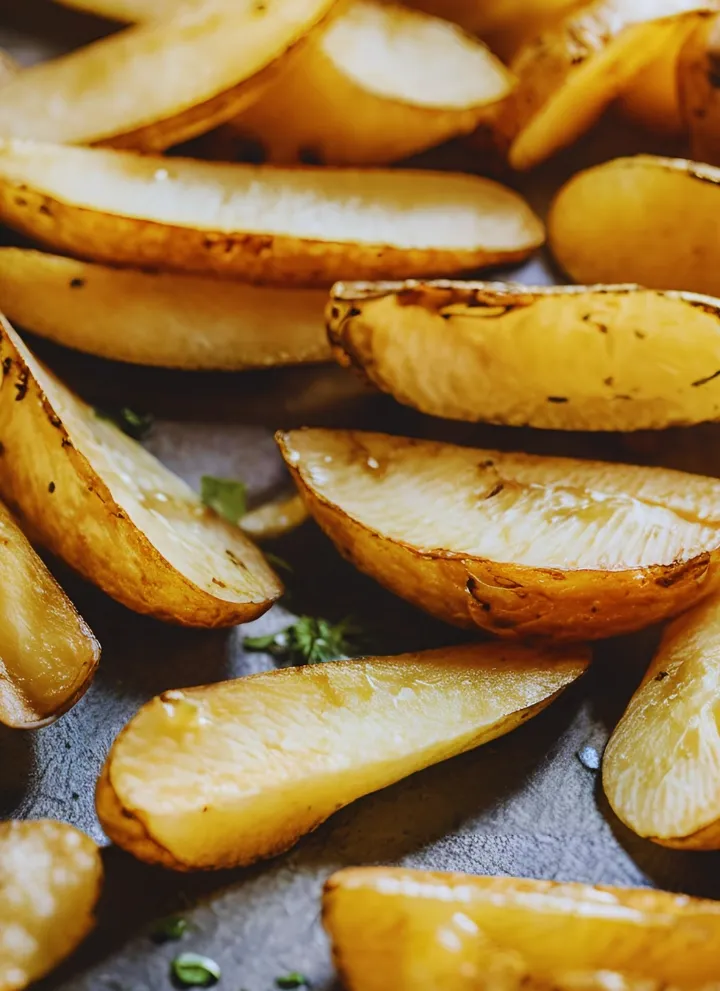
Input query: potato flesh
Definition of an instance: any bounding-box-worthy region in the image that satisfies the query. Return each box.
[549,156,720,297]
[323,868,720,986]
[329,282,720,430]
[240,493,309,540]
[52,0,179,18]
[99,644,588,869]
[0,0,340,150]
[232,1,513,165]
[0,500,98,728]
[0,249,330,370]
[0,820,102,991]
[603,593,720,845]
[679,14,720,166]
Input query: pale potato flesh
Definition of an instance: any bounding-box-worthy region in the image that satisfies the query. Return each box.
[232,1,514,165]
[0,141,543,285]
[679,13,720,165]
[0,500,99,729]
[0,820,102,991]
[278,428,720,640]
[0,315,282,625]
[0,0,340,152]
[503,2,710,171]
[52,0,180,17]
[603,592,720,848]
[96,643,588,870]
[323,868,720,987]
[0,249,330,370]
[240,493,309,540]
[329,280,720,430]
[549,155,720,297]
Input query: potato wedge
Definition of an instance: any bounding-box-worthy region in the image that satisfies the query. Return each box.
[323,867,720,988]
[0,0,340,152]
[0,141,543,285]
[0,499,99,729]
[604,592,720,849]
[0,315,282,625]
[240,493,309,540]
[679,13,720,165]
[51,0,178,17]
[328,279,720,430]
[0,820,102,991]
[278,428,720,640]
[230,1,514,166]
[0,249,330,370]
[502,2,712,171]
[549,155,720,296]
[97,642,588,870]
[618,40,686,138]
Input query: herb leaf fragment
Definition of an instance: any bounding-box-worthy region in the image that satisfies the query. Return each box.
[276,973,311,989]
[94,406,155,441]
[201,475,248,524]
[151,915,188,944]
[244,616,357,666]
[170,952,221,988]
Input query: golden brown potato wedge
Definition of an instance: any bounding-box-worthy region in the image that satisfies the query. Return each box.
[618,39,686,138]
[97,642,588,870]
[679,13,720,164]
[549,155,720,296]
[0,141,544,286]
[239,493,309,540]
[230,1,514,166]
[328,279,720,430]
[278,428,720,641]
[502,2,712,171]
[0,499,99,729]
[323,867,720,989]
[0,315,282,625]
[0,0,340,152]
[604,592,720,849]
[0,820,102,991]
[0,249,330,370]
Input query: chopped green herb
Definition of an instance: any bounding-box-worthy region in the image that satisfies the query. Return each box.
[275,973,310,989]
[94,406,154,441]
[170,953,221,988]
[244,616,357,666]
[201,476,247,524]
[151,915,188,943]
[264,552,293,574]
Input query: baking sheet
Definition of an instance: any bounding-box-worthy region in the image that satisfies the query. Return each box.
[0,4,719,989]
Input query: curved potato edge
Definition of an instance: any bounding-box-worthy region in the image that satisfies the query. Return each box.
[0,318,280,626]
[277,430,720,640]
[651,818,720,849]
[1,653,99,731]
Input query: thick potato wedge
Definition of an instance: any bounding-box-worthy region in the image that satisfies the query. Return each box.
[0,820,102,991]
[679,13,720,165]
[323,867,720,988]
[604,592,720,849]
[502,2,712,171]
[0,0,339,152]
[278,428,720,641]
[0,141,544,285]
[618,41,686,138]
[0,249,330,370]
[549,155,720,296]
[328,279,720,430]
[0,499,99,729]
[97,642,588,870]
[230,1,514,166]
[0,315,282,625]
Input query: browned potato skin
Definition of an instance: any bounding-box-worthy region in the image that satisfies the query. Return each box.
[96,765,180,869]
[679,13,720,165]
[0,181,536,286]
[277,432,720,641]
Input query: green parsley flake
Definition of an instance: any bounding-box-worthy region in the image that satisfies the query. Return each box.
[244,616,357,666]
[94,406,154,441]
[151,915,188,943]
[275,973,311,989]
[170,952,221,988]
[200,476,248,524]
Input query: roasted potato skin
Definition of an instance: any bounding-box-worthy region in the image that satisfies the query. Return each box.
[278,431,720,642]
[679,13,720,165]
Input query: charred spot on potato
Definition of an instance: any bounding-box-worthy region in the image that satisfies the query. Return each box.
[212,578,227,588]
[49,415,62,429]
[225,549,248,571]
[603,377,614,387]
[14,369,28,402]
[547,396,568,403]
[48,481,55,494]
[348,306,361,318]
[38,203,53,217]
[69,278,86,289]
[478,459,495,469]
[13,196,26,207]
[692,369,720,387]
[2,357,11,376]
[484,482,504,499]
[61,438,73,449]
[655,670,669,682]
[634,329,647,340]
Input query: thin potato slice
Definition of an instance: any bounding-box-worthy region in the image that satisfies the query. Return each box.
[0,249,330,370]
[328,280,720,430]
[51,0,179,17]
[97,642,588,870]
[679,13,720,165]
[0,0,340,152]
[322,868,720,988]
[0,820,102,991]
[502,2,712,171]
[618,40,686,138]
[240,493,309,540]
[230,1,514,166]
[549,155,720,296]
[278,429,720,640]
[0,315,282,626]
[0,499,99,729]
[0,141,543,285]
[603,592,720,849]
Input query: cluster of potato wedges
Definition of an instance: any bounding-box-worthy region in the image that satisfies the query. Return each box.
[3,0,720,987]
